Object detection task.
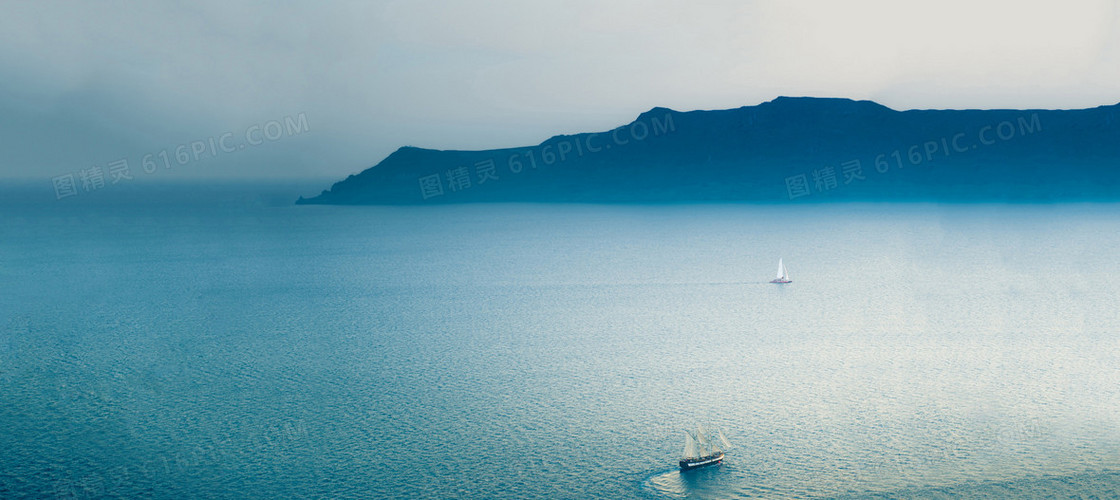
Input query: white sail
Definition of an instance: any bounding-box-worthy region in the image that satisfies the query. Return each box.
[679,425,728,468]
[718,429,731,449]
[696,426,708,452]
[683,432,698,458]
[772,258,790,281]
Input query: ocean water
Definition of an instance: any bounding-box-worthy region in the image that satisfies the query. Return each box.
[2,184,1119,499]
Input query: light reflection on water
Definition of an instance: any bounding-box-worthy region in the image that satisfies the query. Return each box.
[2,196,1119,498]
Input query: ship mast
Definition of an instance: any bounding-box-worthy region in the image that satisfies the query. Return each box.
[697,425,711,456]
[682,425,732,460]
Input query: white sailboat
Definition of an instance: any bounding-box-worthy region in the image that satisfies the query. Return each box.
[679,425,731,470]
[770,258,791,284]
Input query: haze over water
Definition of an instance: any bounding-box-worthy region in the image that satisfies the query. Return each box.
[2,184,1119,498]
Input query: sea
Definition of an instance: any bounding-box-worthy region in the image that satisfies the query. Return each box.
[2,182,1119,499]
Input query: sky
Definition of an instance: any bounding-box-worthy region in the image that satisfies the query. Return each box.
[2,0,1119,182]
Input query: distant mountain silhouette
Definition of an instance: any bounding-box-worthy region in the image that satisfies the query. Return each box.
[297,97,1120,204]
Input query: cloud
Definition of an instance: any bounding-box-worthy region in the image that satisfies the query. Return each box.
[2,0,1118,181]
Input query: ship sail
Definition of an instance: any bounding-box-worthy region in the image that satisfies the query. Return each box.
[770,258,791,283]
[697,425,712,455]
[717,429,731,449]
[683,431,698,458]
[678,425,729,470]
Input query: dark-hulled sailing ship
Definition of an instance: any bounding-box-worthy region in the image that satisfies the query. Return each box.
[679,425,731,471]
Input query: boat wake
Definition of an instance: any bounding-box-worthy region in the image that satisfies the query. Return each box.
[642,467,722,499]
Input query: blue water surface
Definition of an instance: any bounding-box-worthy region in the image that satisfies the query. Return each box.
[2,183,1119,498]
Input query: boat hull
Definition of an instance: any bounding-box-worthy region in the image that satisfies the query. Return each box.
[679,452,724,471]
[769,279,791,284]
